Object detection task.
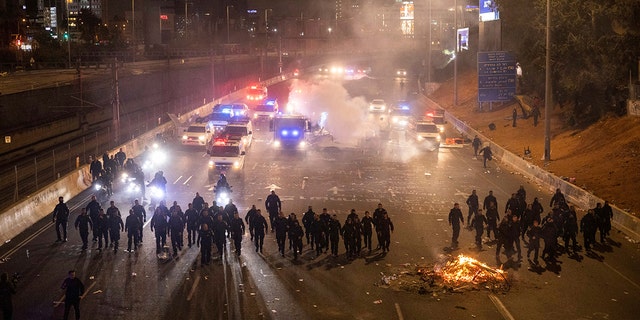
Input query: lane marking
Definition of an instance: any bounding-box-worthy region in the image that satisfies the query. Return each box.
[186,274,201,301]
[183,176,193,185]
[173,176,183,184]
[357,169,362,179]
[603,261,640,291]
[394,302,404,320]
[0,194,91,260]
[488,294,516,320]
[301,179,306,190]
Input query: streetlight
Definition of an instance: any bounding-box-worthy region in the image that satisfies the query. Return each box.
[544,0,552,161]
[226,5,233,44]
[265,8,273,47]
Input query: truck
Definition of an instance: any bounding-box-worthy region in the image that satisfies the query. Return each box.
[269,114,310,149]
[252,98,279,121]
[207,137,246,176]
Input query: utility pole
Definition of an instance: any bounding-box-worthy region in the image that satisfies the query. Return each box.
[453,0,458,106]
[210,44,216,102]
[544,0,552,161]
[112,58,121,145]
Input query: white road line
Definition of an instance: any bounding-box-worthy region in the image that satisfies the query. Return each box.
[173,176,183,184]
[488,294,516,320]
[186,275,201,301]
[394,303,404,320]
[301,179,306,190]
[603,262,640,291]
[357,169,362,179]
[252,163,257,170]
[183,176,193,185]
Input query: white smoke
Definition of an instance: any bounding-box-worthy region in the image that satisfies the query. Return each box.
[287,79,375,145]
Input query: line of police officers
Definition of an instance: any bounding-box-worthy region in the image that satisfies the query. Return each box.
[452,186,613,265]
[59,191,396,265]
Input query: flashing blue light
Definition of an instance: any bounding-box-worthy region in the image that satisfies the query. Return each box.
[222,108,232,114]
[266,99,276,106]
[281,130,289,136]
[400,105,410,110]
[292,130,299,137]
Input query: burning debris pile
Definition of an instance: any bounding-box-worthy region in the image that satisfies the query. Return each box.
[378,255,510,294]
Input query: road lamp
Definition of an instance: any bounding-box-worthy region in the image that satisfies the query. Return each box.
[265,8,273,47]
[226,5,233,44]
[544,0,552,161]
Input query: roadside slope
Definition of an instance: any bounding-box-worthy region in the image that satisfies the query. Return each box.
[431,71,640,215]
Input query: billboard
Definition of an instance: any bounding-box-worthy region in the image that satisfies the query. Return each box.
[400,2,414,20]
[479,0,499,22]
[457,28,469,51]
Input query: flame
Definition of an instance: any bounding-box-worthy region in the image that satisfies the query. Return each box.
[439,255,506,285]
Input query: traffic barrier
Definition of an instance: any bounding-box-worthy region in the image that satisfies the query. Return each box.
[418,95,640,242]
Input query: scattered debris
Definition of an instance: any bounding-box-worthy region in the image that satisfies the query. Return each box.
[92,290,103,294]
[373,300,383,304]
[377,254,510,295]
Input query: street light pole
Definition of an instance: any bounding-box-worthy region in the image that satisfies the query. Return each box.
[544,0,552,161]
[226,5,233,44]
[66,0,70,68]
[453,0,458,106]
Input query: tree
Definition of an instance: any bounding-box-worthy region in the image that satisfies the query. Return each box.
[498,0,640,125]
[77,9,102,44]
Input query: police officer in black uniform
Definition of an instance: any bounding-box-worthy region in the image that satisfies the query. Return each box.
[230,212,246,255]
[125,209,141,252]
[448,203,464,248]
[274,212,289,257]
[74,208,93,250]
[251,209,269,253]
[52,197,70,242]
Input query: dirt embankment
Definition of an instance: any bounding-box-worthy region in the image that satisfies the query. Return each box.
[431,72,640,215]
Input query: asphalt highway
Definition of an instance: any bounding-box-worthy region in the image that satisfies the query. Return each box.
[0,73,639,320]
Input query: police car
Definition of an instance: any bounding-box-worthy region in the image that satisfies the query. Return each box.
[222,120,253,148]
[207,137,246,172]
[253,98,279,121]
[181,124,211,147]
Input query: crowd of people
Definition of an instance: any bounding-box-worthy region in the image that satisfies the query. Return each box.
[451,186,614,265]
[52,190,397,268]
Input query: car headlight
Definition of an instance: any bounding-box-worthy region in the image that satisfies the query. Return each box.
[392,117,398,123]
[273,140,281,147]
[439,127,445,133]
[417,135,424,141]
[436,135,441,141]
[94,183,102,190]
[199,135,205,141]
[208,160,214,167]
[299,141,306,148]
[233,161,240,168]
[381,106,386,111]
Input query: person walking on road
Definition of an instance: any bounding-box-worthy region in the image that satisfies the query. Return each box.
[125,209,141,252]
[131,200,146,244]
[328,214,342,257]
[580,209,597,251]
[251,210,269,253]
[274,212,289,257]
[107,209,124,253]
[265,190,281,232]
[466,190,479,225]
[53,197,70,242]
[471,209,487,250]
[245,205,258,241]
[197,224,214,266]
[184,203,199,248]
[361,211,374,252]
[289,221,304,259]
[377,213,394,252]
[478,144,493,169]
[60,270,84,320]
[230,212,245,256]
[448,203,464,248]
[85,196,101,242]
[0,272,16,320]
[526,219,542,264]
[372,203,388,249]
[74,208,93,250]
[302,206,315,246]
[472,135,482,157]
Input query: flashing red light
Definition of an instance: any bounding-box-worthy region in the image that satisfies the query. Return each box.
[426,112,434,117]
[160,15,168,20]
